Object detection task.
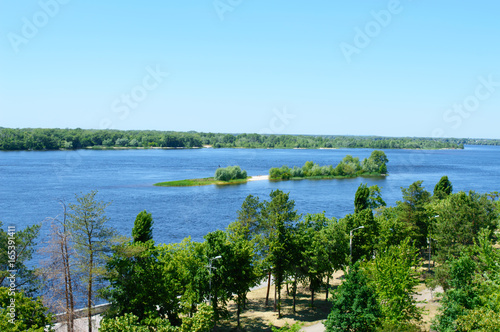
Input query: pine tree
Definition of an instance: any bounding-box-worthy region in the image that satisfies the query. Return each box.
[324,262,380,331]
[132,210,154,243]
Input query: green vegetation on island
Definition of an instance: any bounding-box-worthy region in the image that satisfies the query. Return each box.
[269,150,388,180]
[155,166,248,187]
[4,127,500,151]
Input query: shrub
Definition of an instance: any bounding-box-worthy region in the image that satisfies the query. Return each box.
[214,166,247,181]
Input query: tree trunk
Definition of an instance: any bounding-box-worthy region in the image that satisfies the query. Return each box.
[265,271,271,306]
[310,280,315,308]
[62,213,74,332]
[88,252,93,332]
[325,275,329,301]
[292,272,297,313]
[237,296,241,329]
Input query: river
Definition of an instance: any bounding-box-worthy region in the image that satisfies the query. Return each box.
[1,146,499,246]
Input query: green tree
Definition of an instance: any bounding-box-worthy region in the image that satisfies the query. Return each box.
[397,181,431,250]
[0,222,41,295]
[434,176,453,199]
[0,287,53,332]
[343,208,378,263]
[132,210,153,243]
[432,191,498,268]
[365,238,423,328]
[354,183,370,213]
[262,190,299,317]
[433,254,480,331]
[324,262,381,332]
[67,191,118,332]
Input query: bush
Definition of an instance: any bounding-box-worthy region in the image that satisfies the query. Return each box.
[214,166,247,181]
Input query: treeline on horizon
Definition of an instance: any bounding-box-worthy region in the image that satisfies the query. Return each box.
[2,127,499,151]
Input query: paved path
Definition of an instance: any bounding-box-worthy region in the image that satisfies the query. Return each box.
[301,321,325,331]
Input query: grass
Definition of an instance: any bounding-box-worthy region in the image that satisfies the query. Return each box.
[154,177,249,187]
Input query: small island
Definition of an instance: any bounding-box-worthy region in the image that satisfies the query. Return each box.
[269,150,388,180]
[155,166,249,187]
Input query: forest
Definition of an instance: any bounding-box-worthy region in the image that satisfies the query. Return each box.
[2,127,500,151]
[1,176,499,331]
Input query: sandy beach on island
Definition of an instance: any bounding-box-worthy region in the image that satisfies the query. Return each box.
[248,175,269,181]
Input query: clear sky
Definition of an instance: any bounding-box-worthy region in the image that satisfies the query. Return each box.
[1,1,499,138]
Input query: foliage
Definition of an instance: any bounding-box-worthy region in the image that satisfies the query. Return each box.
[324,262,381,332]
[269,152,388,180]
[432,191,498,269]
[0,287,53,332]
[0,222,41,295]
[365,238,423,327]
[271,322,303,332]
[343,208,378,263]
[432,254,480,331]
[354,183,370,213]
[99,312,176,332]
[214,166,247,181]
[396,181,431,250]
[100,304,214,332]
[433,175,453,199]
[178,303,215,332]
[433,230,500,331]
[132,210,154,243]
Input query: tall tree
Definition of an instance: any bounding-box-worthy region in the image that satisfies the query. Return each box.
[262,190,299,317]
[324,262,381,332]
[132,210,153,243]
[397,181,431,250]
[354,183,370,213]
[67,191,117,332]
[365,238,423,329]
[433,175,453,199]
[38,201,76,332]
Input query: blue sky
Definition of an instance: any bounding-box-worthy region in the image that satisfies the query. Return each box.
[1,0,499,138]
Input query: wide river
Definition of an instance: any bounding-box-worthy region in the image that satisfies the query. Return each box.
[1,146,499,245]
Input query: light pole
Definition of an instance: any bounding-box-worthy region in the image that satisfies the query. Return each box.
[207,255,222,304]
[350,226,364,265]
[428,215,438,272]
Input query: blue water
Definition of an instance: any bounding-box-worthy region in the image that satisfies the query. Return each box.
[1,146,499,247]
